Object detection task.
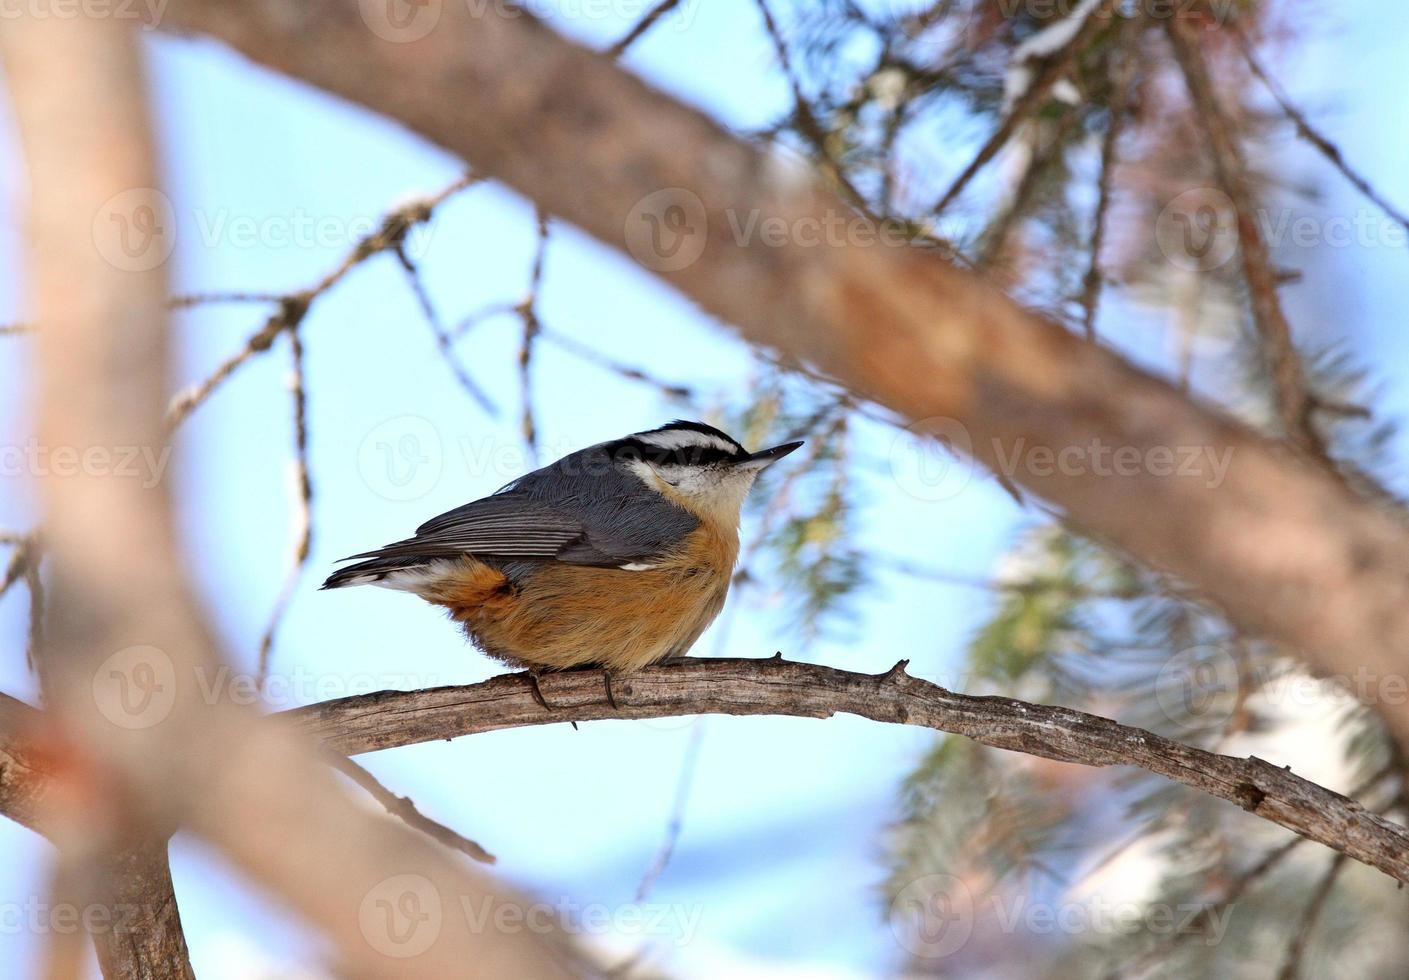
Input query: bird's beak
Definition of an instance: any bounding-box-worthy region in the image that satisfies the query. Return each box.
[738,440,804,469]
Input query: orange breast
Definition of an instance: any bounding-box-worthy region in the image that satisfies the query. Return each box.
[423,524,738,672]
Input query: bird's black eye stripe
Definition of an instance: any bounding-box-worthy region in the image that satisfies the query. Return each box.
[609,439,739,467]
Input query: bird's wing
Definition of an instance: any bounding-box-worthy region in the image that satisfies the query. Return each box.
[338,492,688,568]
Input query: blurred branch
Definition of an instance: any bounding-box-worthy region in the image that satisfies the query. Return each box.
[1276,852,1347,980]
[287,657,1409,885]
[932,0,1115,216]
[1232,24,1409,240]
[516,208,549,459]
[977,106,1084,269]
[1165,18,1329,467]
[605,0,683,58]
[155,0,1409,752]
[1079,26,1134,339]
[90,842,198,980]
[2,18,575,979]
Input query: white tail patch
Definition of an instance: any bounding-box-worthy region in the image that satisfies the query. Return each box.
[377,563,456,593]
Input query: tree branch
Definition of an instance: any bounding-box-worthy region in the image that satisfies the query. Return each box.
[285,657,1409,886]
[1165,18,1328,466]
[90,842,198,980]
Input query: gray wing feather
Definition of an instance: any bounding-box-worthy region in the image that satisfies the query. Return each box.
[340,443,699,568]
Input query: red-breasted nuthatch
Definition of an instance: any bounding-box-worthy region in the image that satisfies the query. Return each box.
[323,421,802,698]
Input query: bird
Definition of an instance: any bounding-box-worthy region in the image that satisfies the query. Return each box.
[322,420,802,706]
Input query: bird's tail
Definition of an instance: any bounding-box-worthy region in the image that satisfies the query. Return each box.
[320,553,438,590]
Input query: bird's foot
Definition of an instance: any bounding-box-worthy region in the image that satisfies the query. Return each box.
[524,669,552,712]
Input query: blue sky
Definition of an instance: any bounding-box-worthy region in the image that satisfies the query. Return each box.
[1,0,1407,976]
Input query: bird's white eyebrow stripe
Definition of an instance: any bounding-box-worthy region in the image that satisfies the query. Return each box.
[635,429,740,454]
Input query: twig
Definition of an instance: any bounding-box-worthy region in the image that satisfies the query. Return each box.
[1,533,45,667]
[288,657,1409,885]
[332,755,496,865]
[516,209,550,461]
[1165,20,1331,469]
[0,534,34,602]
[932,0,1116,216]
[1080,29,1135,339]
[165,175,482,429]
[24,553,44,669]
[537,329,695,401]
[1232,24,1409,240]
[977,105,1085,269]
[168,291,283,308]
[1276,853,1347,980]
[605,0,684,58]
[1114,763,1396,980]
[394,243,497,414]
[634,719,705,904]
[754,0,873,215]
[631,605,742,907]
[256,328,313,687]
[166,292,312,430]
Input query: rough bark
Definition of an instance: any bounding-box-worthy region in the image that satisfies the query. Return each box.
[287,657,1409,886]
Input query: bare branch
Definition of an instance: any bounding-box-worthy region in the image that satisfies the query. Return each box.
[255,328,313,686]
[516,209,550,460]
[89,841,198,980]
[394,241,498,414]
[932,0,1116,216]
[1277,852,1347,980]
[1165,18,1329,466]
[605,0,684,58]
[1232,24,1409,241]
[1079,26,1134,339]
[286,657,1409,886]
[332,755,496,865]
[166,176,483,428]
